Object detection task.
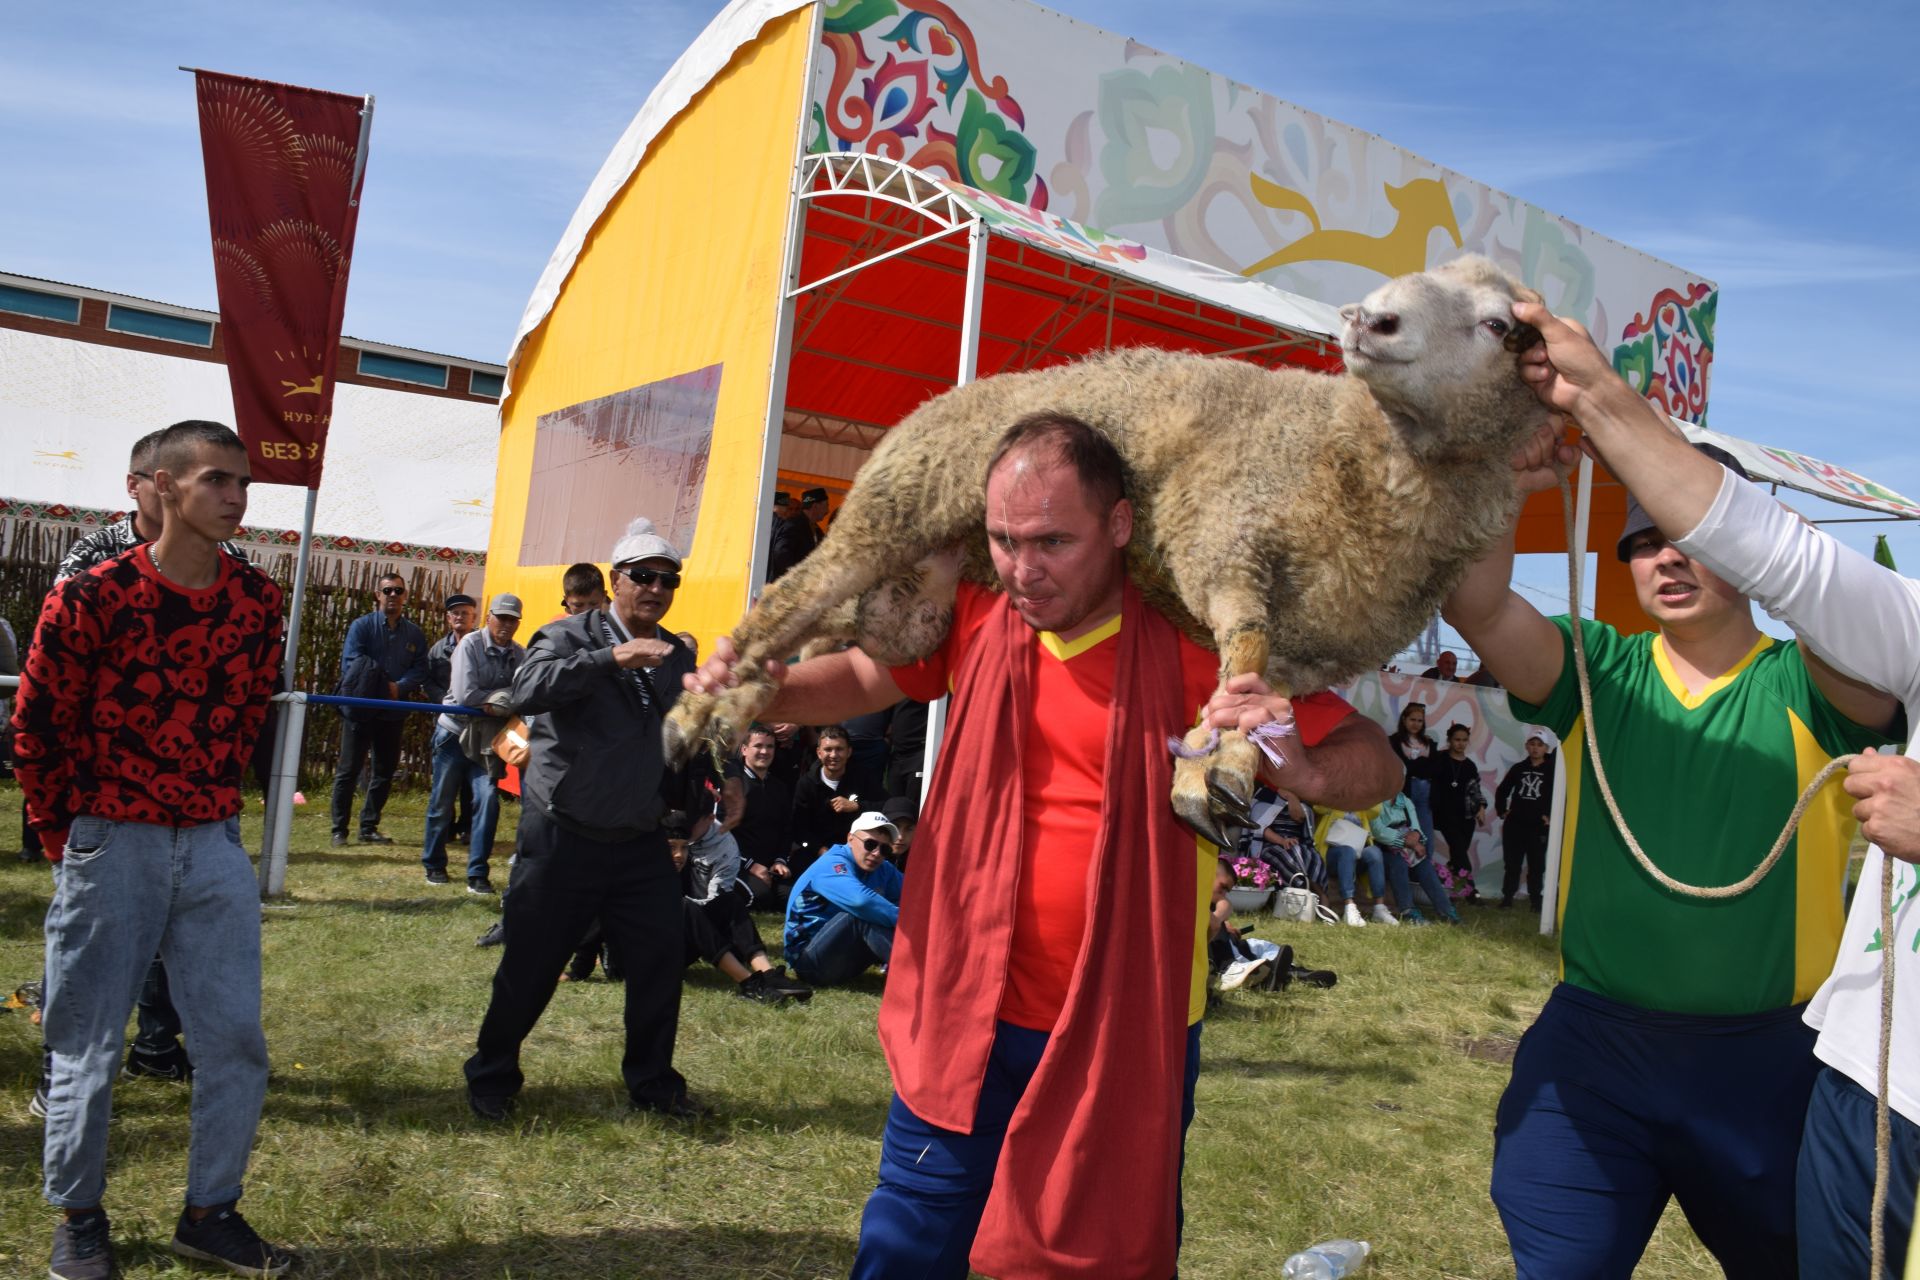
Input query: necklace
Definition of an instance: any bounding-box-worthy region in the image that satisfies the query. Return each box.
[148,544,165,579]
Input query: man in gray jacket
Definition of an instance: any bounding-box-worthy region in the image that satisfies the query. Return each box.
[463,518,702,1121]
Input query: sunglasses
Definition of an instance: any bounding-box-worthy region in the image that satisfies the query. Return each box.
[620,567,682,590]
[856,835,894,856]
[379,586,407,596]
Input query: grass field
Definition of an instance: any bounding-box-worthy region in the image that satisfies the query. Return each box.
[0,783,1724,1279]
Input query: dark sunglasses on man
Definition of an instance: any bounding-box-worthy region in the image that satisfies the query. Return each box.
[619,566,682,590]
[856,835,893,856]
[379,585,407,597]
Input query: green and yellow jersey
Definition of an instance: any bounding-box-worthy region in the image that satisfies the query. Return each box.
[1514,618,1888,1015]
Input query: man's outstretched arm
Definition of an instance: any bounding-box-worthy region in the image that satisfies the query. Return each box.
[684,637,907,727]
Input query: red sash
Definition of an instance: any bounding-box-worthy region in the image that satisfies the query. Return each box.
[877,577,1194,1278]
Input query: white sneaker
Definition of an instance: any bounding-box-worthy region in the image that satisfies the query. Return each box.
[1219,955,1273,991]
[1371,903,1399,926]
[1342,901,1367,927]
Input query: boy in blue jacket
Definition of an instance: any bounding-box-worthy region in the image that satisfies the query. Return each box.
[783,811,903,987]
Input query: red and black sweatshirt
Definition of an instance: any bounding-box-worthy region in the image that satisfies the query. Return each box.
[11,546,285,857]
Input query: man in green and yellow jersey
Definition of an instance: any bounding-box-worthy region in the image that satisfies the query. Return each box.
[1443,438,1901,1279]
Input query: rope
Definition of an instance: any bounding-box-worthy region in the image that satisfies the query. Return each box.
[1556,478,1896,1277]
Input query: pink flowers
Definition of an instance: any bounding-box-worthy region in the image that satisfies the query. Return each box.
[1230,855,1275,890]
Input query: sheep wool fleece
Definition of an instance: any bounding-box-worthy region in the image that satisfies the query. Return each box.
[13,547,285,856]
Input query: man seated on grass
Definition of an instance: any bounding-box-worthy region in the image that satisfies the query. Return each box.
[783,811,903,988]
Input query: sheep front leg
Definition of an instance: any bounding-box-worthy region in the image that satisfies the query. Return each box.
[1170,622,1271,849]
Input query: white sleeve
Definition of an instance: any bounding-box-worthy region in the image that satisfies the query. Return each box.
[1675,473,1920,710]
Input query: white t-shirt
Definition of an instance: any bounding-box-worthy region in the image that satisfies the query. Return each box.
[1678,474,1918,1121]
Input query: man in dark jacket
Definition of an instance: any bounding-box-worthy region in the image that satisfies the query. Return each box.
[424,593,479,843]
[463,517,704,1121]
[766,492,818,583]
[329,572,429,847]
[733,724,796,903]
[1494,730,1556,910]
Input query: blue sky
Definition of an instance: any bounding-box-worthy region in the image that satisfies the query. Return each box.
[6,1,1917,634]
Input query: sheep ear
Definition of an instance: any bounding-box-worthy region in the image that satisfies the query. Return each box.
[1338,303,1361,323]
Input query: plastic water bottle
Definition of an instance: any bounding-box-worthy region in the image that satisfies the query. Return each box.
[1280,1238,1370,1279]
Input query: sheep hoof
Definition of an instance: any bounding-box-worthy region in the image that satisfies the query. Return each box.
[1205,731,1262,829]
[1171,724,1233,848]
[662,692,715,769]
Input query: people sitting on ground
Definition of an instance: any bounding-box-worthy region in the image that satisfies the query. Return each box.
[1389,701,1439,851]
[782,811,903,988]
[1318,805,1397,926]
[734,723,799,906]
[1209,860,1276,990]
[1428,721,1487,901]
[1494,729,1556,910]
[1240,783,1325,891]
[791,725,872,872]
[881,796,918,873]
[1420,651,1459,681]
[1371,791,1459,924]
[666,777,812,1003]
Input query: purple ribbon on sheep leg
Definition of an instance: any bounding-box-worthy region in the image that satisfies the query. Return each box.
[1166,720,1294,766]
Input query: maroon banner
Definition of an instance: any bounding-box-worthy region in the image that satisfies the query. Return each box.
[194,70,370,488]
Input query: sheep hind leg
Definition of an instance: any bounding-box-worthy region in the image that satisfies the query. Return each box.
[1170,624,1272,849]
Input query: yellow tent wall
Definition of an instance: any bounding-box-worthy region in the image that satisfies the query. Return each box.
[483,7,814,645]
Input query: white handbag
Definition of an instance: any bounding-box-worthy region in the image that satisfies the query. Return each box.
[1274,875,1333,925]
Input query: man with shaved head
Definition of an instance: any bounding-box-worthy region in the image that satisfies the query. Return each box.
[15,420,293,1278]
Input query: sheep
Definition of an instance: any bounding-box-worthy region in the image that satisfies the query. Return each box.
[666,254,1551,842]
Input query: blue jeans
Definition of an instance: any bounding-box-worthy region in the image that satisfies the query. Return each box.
[853,1020,1203,1278]
[422,727,500,880]
[43,816,268,1209]
[788,911,893,987]
[1326,842,1387,902]
[1408,777,1436,850]
[1383,847,1457,920]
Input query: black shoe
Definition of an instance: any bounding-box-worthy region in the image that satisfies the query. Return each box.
[736,971,791,1004]
[1288,963,1338,989]
[170,1202,292,1277]
[19,845,43,863]
[631,1092,711,1122]
[122,1050,193,1082]
[475,922,506,948]
[468,1091,515,1122]
[50,1209,115,1280]
[425,868,450,885]
[766,968,814,1001]
[1259,944,1297,992]
[1499,896,1514,910]
[330,833,348,848]
[466,877,495,896]
[358,831,394,845]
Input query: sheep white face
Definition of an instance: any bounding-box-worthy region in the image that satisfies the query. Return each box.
[1338,255,1546,451]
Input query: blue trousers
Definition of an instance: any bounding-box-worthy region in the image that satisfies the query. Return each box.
[1491,982,1818,1280]
[43,817,268,1209]
[1326,842,1386,902]
[852,1020,1202,1279]
[1797,1064,1920,1278]
[421,727,501,881]
[1383,848,1456,920]
[788,911,892,987]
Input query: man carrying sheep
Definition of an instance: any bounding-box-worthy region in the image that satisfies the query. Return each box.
[687,412,1401,1279]
[1444,324,1901,1277]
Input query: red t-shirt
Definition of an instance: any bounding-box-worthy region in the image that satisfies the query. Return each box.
[892,582,1353,1030]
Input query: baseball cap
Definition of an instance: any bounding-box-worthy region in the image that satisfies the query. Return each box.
[444,593,477,611]
[881,796,919,827]
[1617,442,1752,561]
[610,516,683,569]
[849,811,900,844]
[773,490,793,507]
[489,593,523,619]
[800,487,829,506]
